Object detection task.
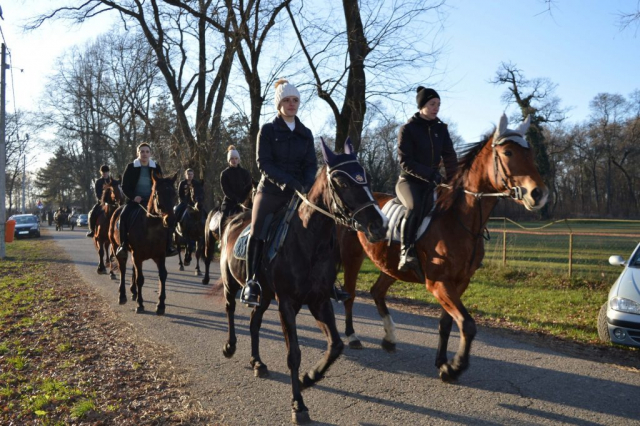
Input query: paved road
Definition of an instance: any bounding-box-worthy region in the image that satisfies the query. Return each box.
[46,226,640,425]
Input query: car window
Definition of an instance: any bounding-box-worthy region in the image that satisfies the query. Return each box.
[629,246,640,267]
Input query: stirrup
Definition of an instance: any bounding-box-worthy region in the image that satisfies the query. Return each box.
[331,285,350,303]
[240,280,262,307]
[398,250,419,272]
[86,230,94,238]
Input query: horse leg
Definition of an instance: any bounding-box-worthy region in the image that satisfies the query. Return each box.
[202,235,213,285]
[370,272,399,352]
[277,300,309,424]
[249,294,272,378]
[184,240,192,266]
[341,232,366,349]
[133,260,145,313]
[222,275,241,358]
[130,265,138,301]
[431,283,476,383]
[300,299,344,390]
[117,256,128,305]
[154,258,167,315]
[194,238,202,276]
[177,241,185,271]
[97,241,107,274]
[435,307,453,369]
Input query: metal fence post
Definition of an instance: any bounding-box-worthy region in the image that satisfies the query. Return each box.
[568,233,573,278]
[502,230,507,267]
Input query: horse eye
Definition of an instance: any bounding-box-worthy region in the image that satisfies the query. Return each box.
[503,150,513,157]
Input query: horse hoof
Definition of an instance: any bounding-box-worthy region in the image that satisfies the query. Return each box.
[156,306,165,316]
[135,306,145,314]
[195,270,201,276]
[118,296,127,305]
[253,363,269,378]
[184,261,191,267]
[439,364,457,383]
[110,274,116,280]
[299,372,320,390]
[222,343,236,358]
[179,266,184,271]
[292,410,311,425]
[97,268,107,275]
[381,338,396,353]
[202,278,210,285]
[348,339,363,350]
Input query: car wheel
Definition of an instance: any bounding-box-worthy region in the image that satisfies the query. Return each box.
[597,302,610,343]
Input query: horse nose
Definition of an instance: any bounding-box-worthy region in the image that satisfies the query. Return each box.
[530,186,549,206]
[531,187,542,202]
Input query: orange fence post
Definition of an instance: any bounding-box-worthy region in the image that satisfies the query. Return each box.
[5,220,15,243]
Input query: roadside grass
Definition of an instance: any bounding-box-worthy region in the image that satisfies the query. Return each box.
[344,257,637,348]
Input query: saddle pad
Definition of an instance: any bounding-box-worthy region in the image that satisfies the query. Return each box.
[381,194,436,244]
[233,224,252,260]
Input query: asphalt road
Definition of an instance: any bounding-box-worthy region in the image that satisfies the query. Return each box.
[46,225,640,425]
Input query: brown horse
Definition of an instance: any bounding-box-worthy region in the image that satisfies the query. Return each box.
[201,180,256,285]
[109,172,178,315]
[93,179,124,279]
[220,139,387,424]
[175,179,206,275]
[339,114,549,383]
[54,210,68,231]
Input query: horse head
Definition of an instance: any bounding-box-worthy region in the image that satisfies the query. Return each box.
[485,114,548,211]
[189,179,205,211]
[318,137,388,243]
[151,171,179,227]
[102,178,125,206]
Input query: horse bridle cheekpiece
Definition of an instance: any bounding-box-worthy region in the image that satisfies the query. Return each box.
[319,137,378,231]
[490,114,531,201]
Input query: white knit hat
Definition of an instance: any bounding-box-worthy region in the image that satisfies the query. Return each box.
[227,145,240,162]
[274,79,300,110]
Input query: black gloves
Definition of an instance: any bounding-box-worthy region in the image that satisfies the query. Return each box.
[287,179,305,193]
[430,171,443,185]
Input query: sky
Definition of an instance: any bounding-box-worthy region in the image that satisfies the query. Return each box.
[1,0,639,171]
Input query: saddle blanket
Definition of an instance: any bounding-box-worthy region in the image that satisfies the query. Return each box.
[381,193,436,244]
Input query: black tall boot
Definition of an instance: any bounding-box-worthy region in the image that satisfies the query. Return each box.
[115,208,129,260]
[166,226,179,257]
[240,237,265,307]
[86,203,99,237]
[398,211,419,272]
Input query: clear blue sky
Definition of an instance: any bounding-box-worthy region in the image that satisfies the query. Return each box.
[1,0,639,167]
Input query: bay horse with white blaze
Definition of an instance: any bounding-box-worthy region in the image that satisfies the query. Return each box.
[219,138,387,424]
[93,179,124,279]
[339,114,548,382]
[109,172,178,315]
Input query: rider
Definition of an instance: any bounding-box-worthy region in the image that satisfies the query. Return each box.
[396,87,458,272]
[175,168,195,222]
[241,79,349,306]
[219,145,252,238]
[115,143,179,260]
[86,164,111,237]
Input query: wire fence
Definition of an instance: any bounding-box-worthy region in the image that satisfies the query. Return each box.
[484,218,640,282]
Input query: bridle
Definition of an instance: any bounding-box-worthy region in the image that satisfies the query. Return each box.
[296,159,379,232]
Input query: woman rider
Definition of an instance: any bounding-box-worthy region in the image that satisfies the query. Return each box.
[241,79,349,306]
[396,87,458,272]
[219,145,253,238]
[115,142,179,260]
[85,164,111,238]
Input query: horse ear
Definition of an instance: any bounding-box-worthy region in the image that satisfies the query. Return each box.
[496,113,508,138]
[320,137,336,165]
[152,171,160,182]
[344,137,355,155]
[516,115,531,135]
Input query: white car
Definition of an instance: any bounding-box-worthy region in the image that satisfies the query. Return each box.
[598,244,640,348]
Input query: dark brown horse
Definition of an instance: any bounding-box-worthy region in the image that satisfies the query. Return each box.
[339,114,549,383]
[219,139,387,424]
[175,179,206,275]
[109,172,178,315]
[201,180,256,285]
[93,179,124,279]
[54,210,68,231]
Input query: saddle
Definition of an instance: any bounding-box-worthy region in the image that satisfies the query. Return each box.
[233,197,299,262]
[381,192,437,244]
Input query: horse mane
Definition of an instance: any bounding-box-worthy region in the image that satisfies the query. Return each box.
[435,131,494,212]
[100,181,113,204]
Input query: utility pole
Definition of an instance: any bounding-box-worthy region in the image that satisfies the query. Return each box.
[1,43,7,259]
[21,153,25,213]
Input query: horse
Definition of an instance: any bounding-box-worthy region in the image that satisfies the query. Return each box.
[175,179,206,275]
[54,210,68,231]
[109,172,178,315]
[201,181,256,285]
[337,114,549,383]
[93,179,124,279]
[219,138,388,424]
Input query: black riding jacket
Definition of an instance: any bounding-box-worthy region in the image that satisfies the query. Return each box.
[220,166,253,207]
[121,160,163,203]
[177,180,191,204]
[94,177,108,201]
[398,113,458,184]
[256,116,317,195]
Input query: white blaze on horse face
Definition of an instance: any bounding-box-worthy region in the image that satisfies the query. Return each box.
[364,187,389,228]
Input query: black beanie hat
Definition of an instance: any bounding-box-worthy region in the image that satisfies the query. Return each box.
[100,165,110,173]
[416,86,440,109]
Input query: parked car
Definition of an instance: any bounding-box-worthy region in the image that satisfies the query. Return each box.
[76,214,89,227]
[8,214,41,238]
[598,243,640,348]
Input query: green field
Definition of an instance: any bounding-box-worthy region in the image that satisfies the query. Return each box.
[340,219,640,347]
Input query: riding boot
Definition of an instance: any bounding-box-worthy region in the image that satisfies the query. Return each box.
[116,211,129,260]
[398,212,420,272]
[240,237,265,307]
[166,226,179,257]
[86,203,99,237]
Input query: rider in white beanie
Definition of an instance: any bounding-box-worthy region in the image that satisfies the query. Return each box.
[274,79,300,110]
